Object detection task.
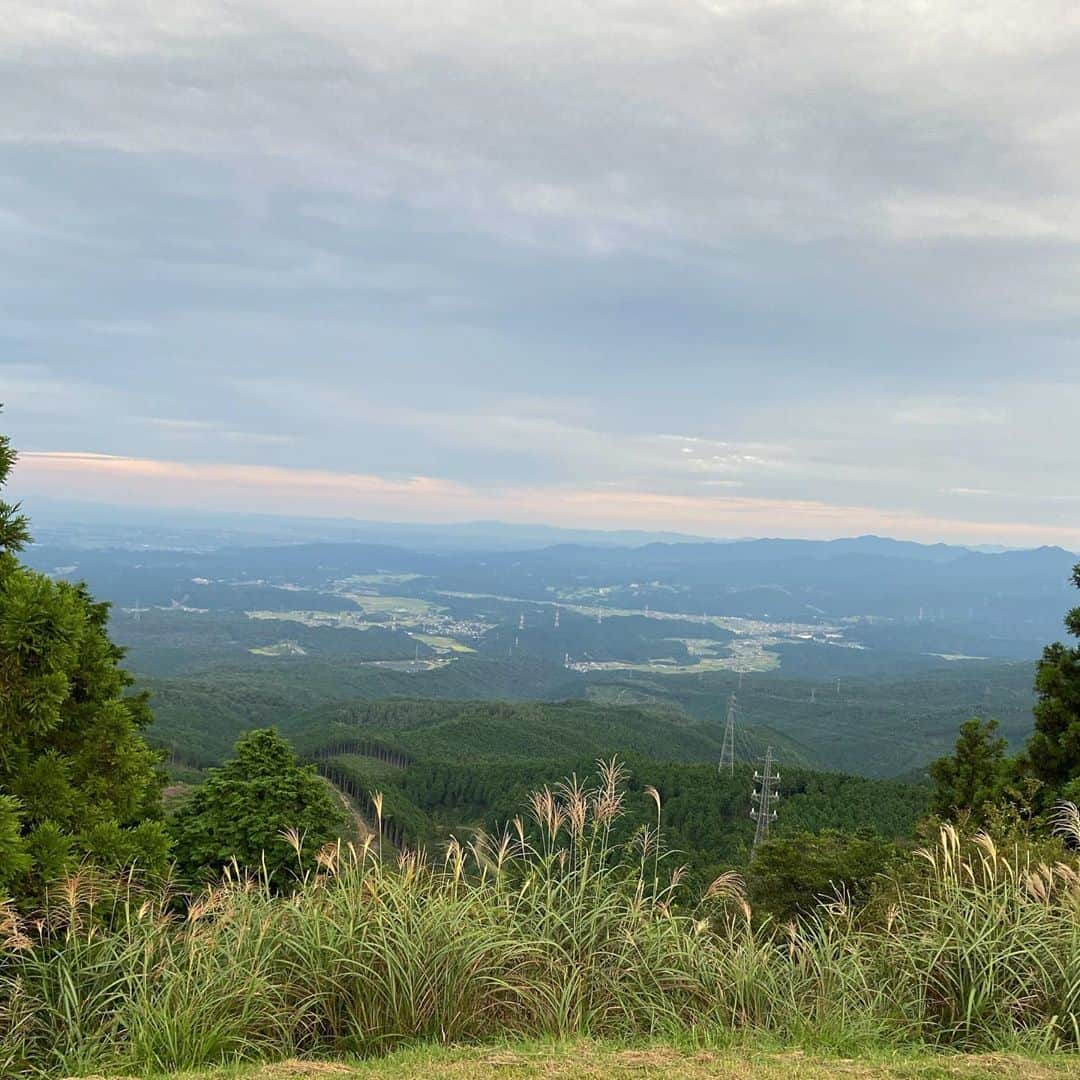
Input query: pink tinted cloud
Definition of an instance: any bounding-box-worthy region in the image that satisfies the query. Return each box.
[18,452,471,514]
[15,450,1080,548]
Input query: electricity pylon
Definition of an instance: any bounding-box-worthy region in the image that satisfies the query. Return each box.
[718,694,737,776]
[750,746,780,849]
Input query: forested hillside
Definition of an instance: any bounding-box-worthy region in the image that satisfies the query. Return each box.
[143,652,1037,778]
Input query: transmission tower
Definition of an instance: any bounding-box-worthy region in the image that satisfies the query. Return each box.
[553,605,560,629]
[750,747,780,849]
[718,694,737,776]
[518,611,525,631]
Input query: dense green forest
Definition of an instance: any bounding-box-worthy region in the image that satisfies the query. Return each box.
[151,693,929,886]
[207,698,930,891]
[142,648,1036,778]
[316,748,929,891]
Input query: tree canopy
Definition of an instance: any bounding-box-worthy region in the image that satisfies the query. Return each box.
[1025,562,1080,799]
[169,727,347,887]
[746,828,900,923]
[0,416,168,897]
[931,562,1080,820]
[929,717,1007,823]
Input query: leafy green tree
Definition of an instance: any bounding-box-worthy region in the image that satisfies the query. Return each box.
[1024,562,1080,796]
[0,417,169,898]
[747,828,900,923]
[170,728,347,887]
[929,717,1007,822]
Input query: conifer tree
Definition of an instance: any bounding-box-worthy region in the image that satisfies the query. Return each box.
[929,717,1007,822]
[170,728,347,888]
[1024,563,1080,797]
[0,414,168,896]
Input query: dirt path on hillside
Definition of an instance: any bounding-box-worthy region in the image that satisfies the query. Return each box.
[321,776,377,844]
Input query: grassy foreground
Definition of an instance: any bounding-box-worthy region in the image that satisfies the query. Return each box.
[7,767,1080,1076]
[91,1041,1080,1079]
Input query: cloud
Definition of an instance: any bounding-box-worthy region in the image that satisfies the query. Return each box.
[3,2,1080,542]
[18,451,469,509]
[892,403,1007,427]
[5,2,1080,262]
[134,417,294,445]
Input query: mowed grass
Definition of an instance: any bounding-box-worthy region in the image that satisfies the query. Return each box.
[90,1041,1080,1080]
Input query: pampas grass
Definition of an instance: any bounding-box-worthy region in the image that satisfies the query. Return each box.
[3,769,1080,1077]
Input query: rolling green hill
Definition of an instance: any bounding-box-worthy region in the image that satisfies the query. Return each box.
[249,699,933,890]
[143,652,1037,778]
[283,698,806,766]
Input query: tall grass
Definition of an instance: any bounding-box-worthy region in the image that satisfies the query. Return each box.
[3,763,1080,1077]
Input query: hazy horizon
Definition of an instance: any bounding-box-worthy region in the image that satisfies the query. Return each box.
[17,492,1074,555]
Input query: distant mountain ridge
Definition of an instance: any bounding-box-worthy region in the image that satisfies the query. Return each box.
[22,525,1078,658]
[22,498,1074,557]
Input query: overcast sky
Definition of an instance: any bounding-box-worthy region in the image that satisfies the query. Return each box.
[4,1,1080,545]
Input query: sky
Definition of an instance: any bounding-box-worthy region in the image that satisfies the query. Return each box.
[3,1,1080,546]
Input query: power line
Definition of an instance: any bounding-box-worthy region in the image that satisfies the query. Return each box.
[733,717,756,767]
[718,693,737,776]
[750,746,780,850]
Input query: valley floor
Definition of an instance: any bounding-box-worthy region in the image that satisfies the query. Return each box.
[102,1042,1080,1080]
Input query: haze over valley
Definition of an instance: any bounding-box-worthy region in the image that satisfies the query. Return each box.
[24,510,1076,779]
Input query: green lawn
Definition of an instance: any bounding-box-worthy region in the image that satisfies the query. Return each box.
[105,1042,1079,1080]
